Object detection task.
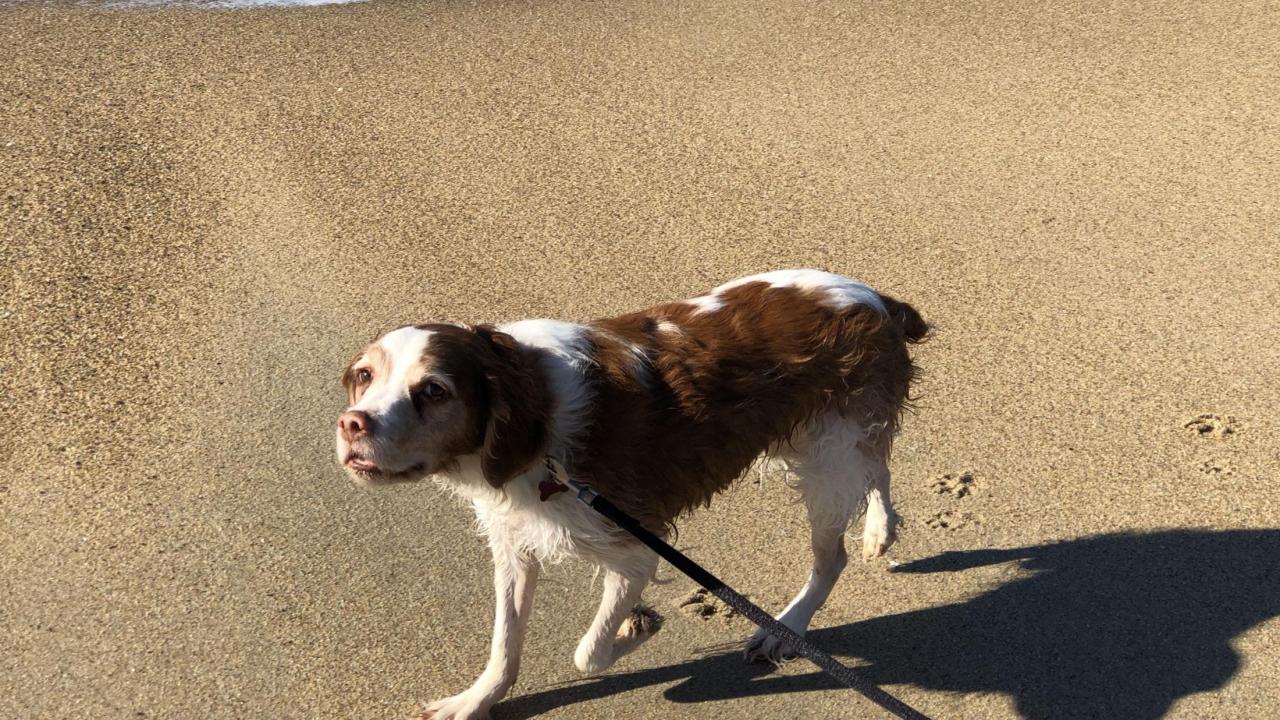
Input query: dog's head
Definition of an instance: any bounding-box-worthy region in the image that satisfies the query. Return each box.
[335,324,551,488]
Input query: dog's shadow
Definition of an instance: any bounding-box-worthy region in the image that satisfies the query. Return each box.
[498,529,1280,719]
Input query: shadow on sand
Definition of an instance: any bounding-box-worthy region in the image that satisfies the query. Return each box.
[498,529,1280,719]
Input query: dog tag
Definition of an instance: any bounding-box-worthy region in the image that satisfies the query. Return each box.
[538,479,569,502]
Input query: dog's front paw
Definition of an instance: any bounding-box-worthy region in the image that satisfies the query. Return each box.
[420,692,492,720]
[744,627,797,665]
[575,604,664,674]
[614,604,663,657]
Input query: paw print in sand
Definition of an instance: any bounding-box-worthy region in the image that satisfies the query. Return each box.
[1184,414,1239,438]
[925,510,978,531]
[929,470,983,498]
[1198,459,1235,477]
[674,588,737,623]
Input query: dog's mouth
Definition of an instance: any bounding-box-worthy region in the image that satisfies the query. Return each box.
[345,455,380,473]
[343,453,428,483]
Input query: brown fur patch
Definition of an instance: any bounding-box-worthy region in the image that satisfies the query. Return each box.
[565,282,924,533]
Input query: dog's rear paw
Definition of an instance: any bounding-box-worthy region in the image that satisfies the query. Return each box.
[420,693,492,720]
[744,628,797,665]
[862,521,898,561]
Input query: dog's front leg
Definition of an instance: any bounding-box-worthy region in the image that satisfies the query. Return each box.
[574,545,661,674]
[422,537,537,720]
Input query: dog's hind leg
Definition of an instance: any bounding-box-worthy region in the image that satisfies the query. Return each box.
[574,545,661,674]
[746,414,868,664]
[862,450,899,561]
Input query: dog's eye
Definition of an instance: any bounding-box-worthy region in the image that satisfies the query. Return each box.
[355,368,372,385]
[421,381,448,401]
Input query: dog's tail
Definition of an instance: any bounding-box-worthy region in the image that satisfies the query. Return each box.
[877,293,930,344]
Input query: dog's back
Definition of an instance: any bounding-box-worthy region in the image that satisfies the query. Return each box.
[575,270,928,530]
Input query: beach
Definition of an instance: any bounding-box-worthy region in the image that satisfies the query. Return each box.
[2,1,1278,717]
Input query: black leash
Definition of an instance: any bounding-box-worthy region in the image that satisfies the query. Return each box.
[541,458,933,720]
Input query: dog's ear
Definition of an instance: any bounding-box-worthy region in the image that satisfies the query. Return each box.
[473,326,552,488]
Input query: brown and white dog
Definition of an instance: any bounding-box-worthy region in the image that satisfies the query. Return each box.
[335,270,928,720]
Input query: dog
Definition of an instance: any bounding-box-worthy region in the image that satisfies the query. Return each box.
[335,269,928,720]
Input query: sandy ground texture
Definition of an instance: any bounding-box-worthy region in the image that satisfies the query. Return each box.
[3,1,1279,718]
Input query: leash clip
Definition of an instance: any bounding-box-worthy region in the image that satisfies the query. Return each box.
[540,456,598,504]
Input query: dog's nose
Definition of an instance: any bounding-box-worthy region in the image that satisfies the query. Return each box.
[338,410,372,441]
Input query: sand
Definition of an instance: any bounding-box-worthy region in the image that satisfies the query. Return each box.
[2,1,1277,718]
